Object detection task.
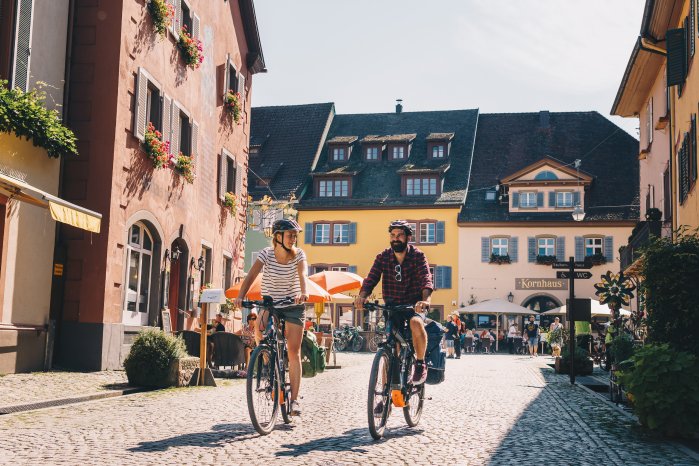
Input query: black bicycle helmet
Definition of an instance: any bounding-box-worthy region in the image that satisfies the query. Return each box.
[388,219,413,236]
[272,218,302,234]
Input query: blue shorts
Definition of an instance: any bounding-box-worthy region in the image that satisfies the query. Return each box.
[528,337,538,347]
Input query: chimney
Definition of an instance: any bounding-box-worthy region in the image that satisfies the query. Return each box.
[539,110,550,128]
[395,99,403,114]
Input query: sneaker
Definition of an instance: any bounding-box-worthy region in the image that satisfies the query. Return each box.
[412,361,427,385]
[373,400,385,416]
[290,400,301,416]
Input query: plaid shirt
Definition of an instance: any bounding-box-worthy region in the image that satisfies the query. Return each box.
[360,245,433,305]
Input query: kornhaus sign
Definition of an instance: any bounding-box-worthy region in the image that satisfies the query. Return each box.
[515,278,568,291]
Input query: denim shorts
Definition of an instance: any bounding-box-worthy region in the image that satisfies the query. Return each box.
[528,337,538,347]
[445,339,455,348]
[260,305,305,327]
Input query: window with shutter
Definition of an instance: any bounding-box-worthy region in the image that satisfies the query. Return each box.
[692,0,696,57]
[667,28,687,86]
[192,13,200,40]
[11,0,33,92]
[218,151,228,201]
[170,0,181,36]
[692,114,697,182]
[181,0,192,34]
[225,154,236,193]
[680,132,691,203]
[162,94,172,146]
[133,68,149,141]
[191,120,199,159]
[235,161,243,196]
[238,72,246,105]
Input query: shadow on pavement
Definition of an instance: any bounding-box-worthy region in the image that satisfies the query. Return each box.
[128,423,260,452]
[275,426,422,457]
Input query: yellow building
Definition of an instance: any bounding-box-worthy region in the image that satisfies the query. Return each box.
[297,107,479,325]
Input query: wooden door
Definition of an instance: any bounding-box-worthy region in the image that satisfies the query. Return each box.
[168,258,180,332]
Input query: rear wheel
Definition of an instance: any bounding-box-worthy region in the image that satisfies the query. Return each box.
[351,335,365,352]
[246,346,280,435]
[334,337,347,352]
[279,349,293,424]
[368,348,391,440]
[403,383,425,427]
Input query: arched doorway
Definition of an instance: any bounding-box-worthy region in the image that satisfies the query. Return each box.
[165,238,189,332]
[122,221,162,326]
[521,294,561,330]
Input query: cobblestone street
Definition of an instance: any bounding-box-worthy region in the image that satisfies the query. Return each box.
[0,353,695,465]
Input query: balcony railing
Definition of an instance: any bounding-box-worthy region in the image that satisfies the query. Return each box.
[620,221,661,271]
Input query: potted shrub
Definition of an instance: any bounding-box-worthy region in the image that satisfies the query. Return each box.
[147,0,175,37]
[555,346,593,375]
[223,192,237,215]
[536,255,557,265]
[143,122,171,169]
[489,253,511,264]
[173,153,195,183]
[123,328,197,388]
[177,26,204,69]
[223,90,242,124]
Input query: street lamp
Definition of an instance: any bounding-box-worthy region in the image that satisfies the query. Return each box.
[191,253,204,270]
[572,204,586,222]
[507,292,514,303]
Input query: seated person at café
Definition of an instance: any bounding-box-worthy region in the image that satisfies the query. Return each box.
[480,329,492,353]
[207,312,227,368]
[235,312,257,367]
[464,328,474,353]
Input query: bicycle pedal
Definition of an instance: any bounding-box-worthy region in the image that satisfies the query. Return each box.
[391,389,406,407]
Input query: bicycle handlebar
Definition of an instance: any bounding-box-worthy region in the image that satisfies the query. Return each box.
[362,302,415,314]
[241,296,295,309]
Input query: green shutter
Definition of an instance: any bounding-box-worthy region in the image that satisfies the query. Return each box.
[667,28,687,86]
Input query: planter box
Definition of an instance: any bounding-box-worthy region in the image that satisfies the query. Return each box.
[554,356,593,375]
[167,357,199,387]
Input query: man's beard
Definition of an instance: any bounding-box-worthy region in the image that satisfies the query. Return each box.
[391,240,408,252]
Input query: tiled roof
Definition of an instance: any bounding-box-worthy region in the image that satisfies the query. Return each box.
[248,103,334,201]
[426,132,455,141]
[458,111,640,223]
[327,136,358,144]
[299,109,479,208]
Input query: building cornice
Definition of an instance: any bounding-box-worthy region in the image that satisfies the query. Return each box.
[457,220,637,227]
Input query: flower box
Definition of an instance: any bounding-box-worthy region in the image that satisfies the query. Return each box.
[223,192,237,214]
[143,122,171,169]
[536,255,557,265]
[148,0,175,37]
[586,253,606,266]
[173,153,195,183]
[489,254,511,264]
[223,90,242,124]
[177,26,204,69]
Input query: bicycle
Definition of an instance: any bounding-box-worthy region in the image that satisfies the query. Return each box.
[364,302,425,440]
[333,325,365,352]
[242,296,295,435]
[367,333,384,352]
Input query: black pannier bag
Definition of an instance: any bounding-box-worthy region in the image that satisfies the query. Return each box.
[424,320,446,384]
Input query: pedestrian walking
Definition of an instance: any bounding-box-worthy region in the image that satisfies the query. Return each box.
[524,315,539,357]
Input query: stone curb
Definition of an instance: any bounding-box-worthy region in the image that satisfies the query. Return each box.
[0,386,154,415]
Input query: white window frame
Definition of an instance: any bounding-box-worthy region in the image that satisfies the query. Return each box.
[537,237,555,256]
[406,177,437,195]
[491,237,509,256]
[333,223,349,244]
[432,145,444,158]
[519,192,537,208]
[419,222,436,244]
[585,237,603,256]
[332,147,345,161]
[123,222,154,316]
[647,98,653,146]
[366,146,378,160]
[556,191,573,208]
[314,224,330,244]
[407,222,417,244]
[393,146,405,159]
[334,180,348,197]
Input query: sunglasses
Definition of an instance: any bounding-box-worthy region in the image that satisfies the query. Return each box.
[249,317,257,321]
[394,264,402,282]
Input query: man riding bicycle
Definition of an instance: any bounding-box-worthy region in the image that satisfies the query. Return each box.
[355,220,433,385]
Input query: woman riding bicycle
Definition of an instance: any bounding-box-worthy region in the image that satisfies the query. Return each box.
[234,219,309,416]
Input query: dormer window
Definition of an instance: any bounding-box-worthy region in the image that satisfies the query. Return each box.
[392,146,405,160]
[556,191,573,207]
[406,177,438,195]
[366,146,379,160]
[332,147,346,161]
[432,145,445,158]
[519,191,538,208]
[485,191,497,201]
[317,178,350,197]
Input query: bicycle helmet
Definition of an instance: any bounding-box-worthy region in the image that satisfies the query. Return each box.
[387,220,413,236]
[272,218,302,234]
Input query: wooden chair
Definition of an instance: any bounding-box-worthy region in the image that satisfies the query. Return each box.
[211,332,245,369]
[176,330,201,357]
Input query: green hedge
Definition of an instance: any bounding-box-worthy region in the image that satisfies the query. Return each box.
[0,81,77,158]
[619,344,699,437]
[123,329,187,388]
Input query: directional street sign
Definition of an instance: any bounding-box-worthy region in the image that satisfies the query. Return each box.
[557,271,593,279]
[552,261,593,269]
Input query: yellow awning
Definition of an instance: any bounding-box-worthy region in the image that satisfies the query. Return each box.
[0,172,102,233]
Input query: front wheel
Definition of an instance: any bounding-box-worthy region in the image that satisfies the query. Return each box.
[246,346,280,435]
[351,335,365,352]
[368,348,391,440]
[367,334,381,352]
[403,382,425,427]
[334,337,347,352]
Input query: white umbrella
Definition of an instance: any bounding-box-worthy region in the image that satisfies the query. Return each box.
[456,299,535,350]
[543,299,631,317]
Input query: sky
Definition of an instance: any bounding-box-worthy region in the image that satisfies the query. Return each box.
[252,0,646,138]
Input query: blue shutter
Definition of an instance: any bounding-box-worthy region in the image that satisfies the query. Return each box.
[573,191,581,206]
[348,265,357,274]
[575,237,584,261]
[549,192,556,207]
[443,266,452,289]
[436,221,445,243]
[528,237,536,262]
[348,222,357,244]
[512,192,520,208]
[481,237,490,262]
[510,237,518,262]
[604,236,614,263]
[536,192,544,207]
[304,223,313,244]
[435,266,444,289]
[555,237,565,261]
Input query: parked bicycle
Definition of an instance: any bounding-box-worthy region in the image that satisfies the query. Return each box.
[333,325,365,352]
[242,296,295,435]
[590,336,607,370]
[364,302,425,440]
[367,333,384,352]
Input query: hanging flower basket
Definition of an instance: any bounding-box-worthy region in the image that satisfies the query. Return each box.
[177,26,204,69]
[144,122,171,169]
[223,192,238,214]
[223,90,242,124]
[173,152,195,183]
[147,0,175,37]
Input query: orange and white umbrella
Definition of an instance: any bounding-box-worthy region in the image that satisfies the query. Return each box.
[308,270,363,294]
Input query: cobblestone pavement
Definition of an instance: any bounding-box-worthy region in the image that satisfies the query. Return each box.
[0,353,696,465]
[0,370,128,408]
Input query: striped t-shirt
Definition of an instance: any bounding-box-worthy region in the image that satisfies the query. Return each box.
[256,247,307,305]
